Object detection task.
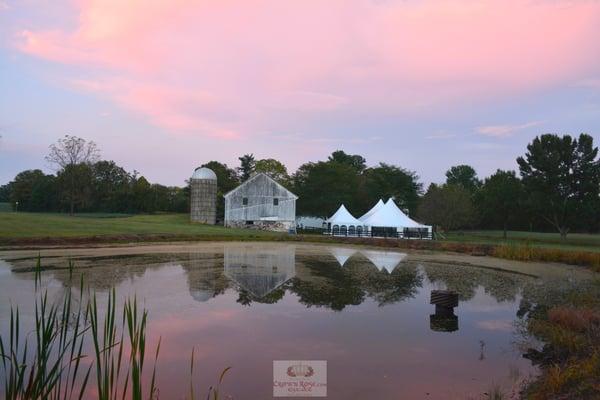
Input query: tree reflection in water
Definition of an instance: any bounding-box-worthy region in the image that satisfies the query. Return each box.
[421,262,533,302]
[20,245,538,312]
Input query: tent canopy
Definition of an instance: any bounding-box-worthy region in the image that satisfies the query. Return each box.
[326,204,362,226]
[361,199,426,229]
[359,199,384,222]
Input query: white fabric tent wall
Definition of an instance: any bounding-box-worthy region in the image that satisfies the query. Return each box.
[325,204,364,236]
[361,199,422,228]
[326,204,363,226]
[359,199,385,222]
[361,199,432,238]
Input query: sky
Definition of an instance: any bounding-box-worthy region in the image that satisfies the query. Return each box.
[1,0,599,187]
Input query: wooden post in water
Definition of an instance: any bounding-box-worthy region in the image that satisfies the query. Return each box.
[429,290,459,332]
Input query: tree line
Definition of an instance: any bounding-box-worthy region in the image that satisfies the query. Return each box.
[1,133,599,237]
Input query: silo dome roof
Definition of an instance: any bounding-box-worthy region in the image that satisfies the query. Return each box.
[192,167,217,180]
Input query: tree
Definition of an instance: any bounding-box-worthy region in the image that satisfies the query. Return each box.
[417,184,476,231]
[293,161,362,217]
[9,170,56,211]
[364,163,422,215]
[56,164,94,212]
[0,183,12,202]
[238,154,256,181]
[254,158,290,185]
[476,170,524,238]
[445,165,481,192]
[517,133,600,238]
[91,161,133,212]
[46,135,100,214]
[328,150,367,173]
[201,161,240,220]
[132,176,153,213]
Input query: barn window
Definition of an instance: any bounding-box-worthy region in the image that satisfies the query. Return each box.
[242,197,248,206]
[273,198,279,206]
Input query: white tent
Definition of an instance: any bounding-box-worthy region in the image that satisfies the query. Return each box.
[361,250,407,273]
[329,247,357,267]
[326,204,365,236]
[358,199,385,222]
[362,199,425,229]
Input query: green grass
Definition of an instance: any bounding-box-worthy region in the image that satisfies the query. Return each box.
[0,212,278,239]
[444,230,600,253]
[1,213,599,270]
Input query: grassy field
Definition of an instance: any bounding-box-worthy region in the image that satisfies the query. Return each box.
[0,212,278,239]
[1,212,599,269]
[444,230,600,252]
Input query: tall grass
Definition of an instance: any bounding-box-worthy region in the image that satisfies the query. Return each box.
[493,243,600,271]
[0,273,90,399]
[0,257,230,399]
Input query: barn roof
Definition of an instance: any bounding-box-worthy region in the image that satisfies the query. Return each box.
[223,173,298,199]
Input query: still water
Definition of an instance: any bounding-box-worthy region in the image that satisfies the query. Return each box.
[1,242,583,399]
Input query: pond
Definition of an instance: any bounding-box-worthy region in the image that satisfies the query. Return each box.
[0,243,591,399]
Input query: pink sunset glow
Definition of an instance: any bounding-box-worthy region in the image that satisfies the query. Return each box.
[15,0,600,138]
[1,0,599,185]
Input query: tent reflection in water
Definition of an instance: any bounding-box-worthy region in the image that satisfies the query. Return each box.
[325,198,432,239]
[361,250,407,273]
[329,246,407,273]
[329,247,358,267]
[224,245,296,299]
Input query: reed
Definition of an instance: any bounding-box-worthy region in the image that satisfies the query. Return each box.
[0,273,90,400]
[0,258,229,399]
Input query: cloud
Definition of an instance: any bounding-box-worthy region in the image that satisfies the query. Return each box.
[476,121,543,138]
[574,78,600,89]
[12,0,600,139]
[425,131,458,140]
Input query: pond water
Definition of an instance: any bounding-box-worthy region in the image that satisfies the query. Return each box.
[0,243,590,399]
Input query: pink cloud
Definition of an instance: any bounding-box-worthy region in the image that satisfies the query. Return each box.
[13,0,600,138]
[476,121,543,138]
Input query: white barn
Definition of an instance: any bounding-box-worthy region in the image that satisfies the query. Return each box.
[224,173,298,232]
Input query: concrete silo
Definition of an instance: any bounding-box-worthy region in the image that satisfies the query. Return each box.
[190,167,217,224]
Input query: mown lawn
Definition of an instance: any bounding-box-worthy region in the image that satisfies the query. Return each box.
[0,212,278,239]
[444,230,600,253]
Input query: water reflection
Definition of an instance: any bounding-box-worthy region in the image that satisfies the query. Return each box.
[422,262,530,302]
[360,250,407,273]
[329,247,357,267]
[5,245,536,310]
[224,245,296,305]
[429,290,460,333]
[183,253,228,302]
[0,244,548,399]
